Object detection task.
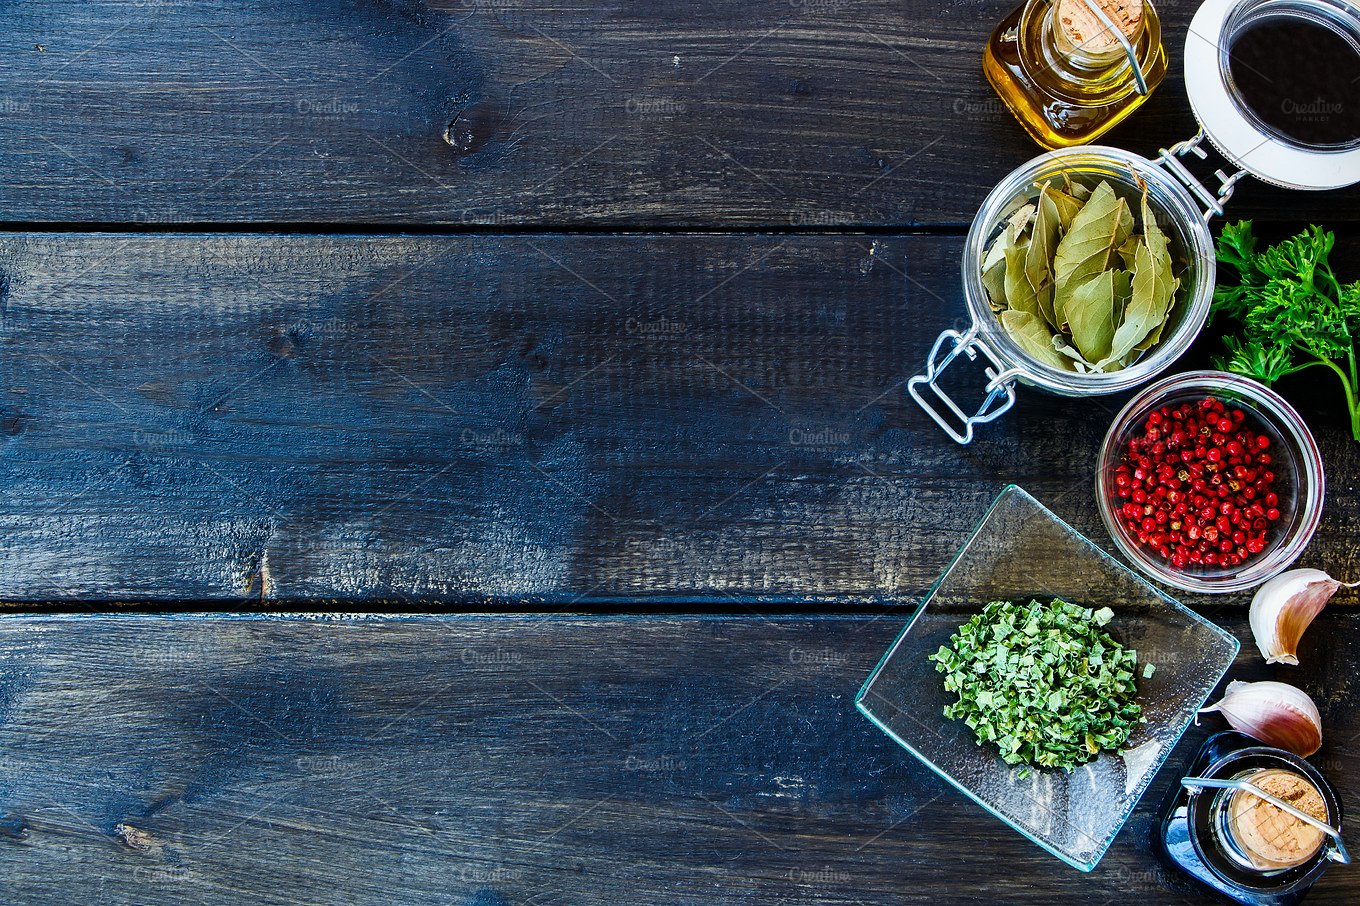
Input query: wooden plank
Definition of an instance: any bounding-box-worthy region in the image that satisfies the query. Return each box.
[2,232,1357,605]
[0,613,1356,904]
[3,0,1359,226]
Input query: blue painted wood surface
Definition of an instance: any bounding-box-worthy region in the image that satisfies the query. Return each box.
[1,0,1359,903]
[1,233,1356,605]
[1,0,1358,225]
[0,614,1356,905]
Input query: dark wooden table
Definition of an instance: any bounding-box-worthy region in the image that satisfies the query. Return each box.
[2,2,1358,903]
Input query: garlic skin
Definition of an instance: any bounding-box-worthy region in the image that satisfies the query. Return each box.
[1250,568,1354,665]
[1200,680,1323,756]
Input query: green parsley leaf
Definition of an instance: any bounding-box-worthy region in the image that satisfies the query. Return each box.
[1213,221,1360,441]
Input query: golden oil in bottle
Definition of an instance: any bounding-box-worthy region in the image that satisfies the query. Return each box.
[984,0,1168,149]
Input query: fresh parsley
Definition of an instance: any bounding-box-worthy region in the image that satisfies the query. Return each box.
[1212,221,1360,441]
[929,599,1144,775]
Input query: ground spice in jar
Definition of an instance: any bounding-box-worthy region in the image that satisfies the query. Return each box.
[1113,396,1280,570]
[1225,768,1328,870]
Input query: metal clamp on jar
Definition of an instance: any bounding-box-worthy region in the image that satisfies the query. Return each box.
[911,0,1360,445]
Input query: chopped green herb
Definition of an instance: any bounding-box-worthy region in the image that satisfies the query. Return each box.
[1143,662,1156,680]
[929,599,1144,772]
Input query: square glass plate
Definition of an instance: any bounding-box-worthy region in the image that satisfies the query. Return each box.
[856,485,1239,871]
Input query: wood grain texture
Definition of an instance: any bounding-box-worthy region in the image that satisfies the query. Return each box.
[0,613,1356,905]
[3,0,1359,226]
[2,232,1357,605]
[6,2,1359,902]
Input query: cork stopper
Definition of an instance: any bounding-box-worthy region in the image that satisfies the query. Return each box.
[1056,0,1144,56]
[1227,768,1328,871]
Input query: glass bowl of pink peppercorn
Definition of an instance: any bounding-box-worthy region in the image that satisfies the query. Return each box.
[1096,370,1324,594]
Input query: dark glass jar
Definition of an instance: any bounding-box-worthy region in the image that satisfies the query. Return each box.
[1159,732,1350,905]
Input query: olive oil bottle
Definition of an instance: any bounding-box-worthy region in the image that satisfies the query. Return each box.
[984,0,1168,149]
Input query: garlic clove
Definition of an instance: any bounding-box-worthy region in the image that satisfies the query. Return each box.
[1249,568,1356,665]
[1200,680,1323,756]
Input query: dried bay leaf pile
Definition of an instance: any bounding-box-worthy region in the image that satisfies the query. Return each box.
[982,176,1181,373]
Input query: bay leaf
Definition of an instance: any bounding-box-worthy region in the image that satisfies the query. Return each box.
[1051,257,1129,335]
[1140,187,1173,270]
[1000,310,1075,372]
[1127,188,1181,354]
[1050,280,1074,334]
[1024,187,1062,293]
[1134,319,1168,353]
[981,202,1036,280]
[1112,267,1132,303]
[1052,335,1092,372]
[1032,180,1084,230]
[982,236,1006,274]
[1111,265,1133,329]
[1132,294,1175,354]
[1062,171,1092,201]
[1116,235,1140,271]
[1004,241,1040,317]
[1036,282,1056,330]
[982,256,1007,310]
[1100,237,1176,368]
[1066,272,1117,364]
[1052,182,1134,294]
[1093,269,1136,371]
[995,204,1035,254]
[1049,190,1084,232]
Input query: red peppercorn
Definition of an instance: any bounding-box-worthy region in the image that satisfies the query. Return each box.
[1116,396,1277,575]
